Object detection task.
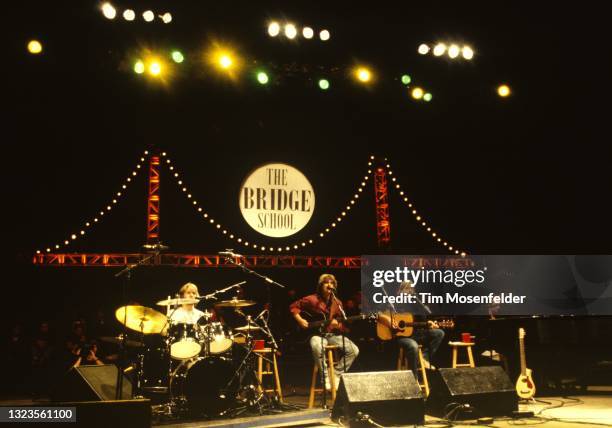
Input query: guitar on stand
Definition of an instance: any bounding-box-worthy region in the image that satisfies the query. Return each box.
[376,313,454,340]
[515,327,536,399]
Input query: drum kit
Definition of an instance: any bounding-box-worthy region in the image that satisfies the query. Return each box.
[113,293,280,418]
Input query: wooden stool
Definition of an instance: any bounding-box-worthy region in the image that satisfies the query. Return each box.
[308,345,340,408]
[254,348,283,402]
[397,346,430,397]
[449,341,476,368]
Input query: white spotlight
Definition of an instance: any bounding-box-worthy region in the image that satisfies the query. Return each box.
[433,43,446,56]
[268,21,280,37]
[448,44,460,58]
[161,12,172,24]
[319,29,330,41]
[101,2,116,19]
[302,26,314,39]
[417,43,430,55]
[142,10,154,22]
[123,9,135,21]
[462,45,474,60]
[285,23,297,39]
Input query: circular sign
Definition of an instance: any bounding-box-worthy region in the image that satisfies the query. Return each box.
[239,163,315,238]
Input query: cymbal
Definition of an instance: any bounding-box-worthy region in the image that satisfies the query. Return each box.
[99,335,144,348]
[214,298,256,308]
[156,297,199,306]
[115,305,168,334]
[234,325,262,332]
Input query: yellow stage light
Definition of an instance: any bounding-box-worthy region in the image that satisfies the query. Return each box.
[433,43,446,56]
[268,22,280,37]
[411,87,424,99]
[219,55,232,69]
[207,43,242,78]
[149,61,162,76]
[143,10,154,22]
[134,60,145,74]
[355,67,372,83]
[448,44,460,58]
[497,84,511,97]
[27,40,42,54]
[101,2,116,19]
[123,9,135,21]
[418,43,430,55]
[462,46,474,60]
[285,23,297,39]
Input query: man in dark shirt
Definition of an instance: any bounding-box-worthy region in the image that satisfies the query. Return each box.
[290,273,359,391]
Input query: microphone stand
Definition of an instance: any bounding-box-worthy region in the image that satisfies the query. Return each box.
[331,290,348,380]
[113,249,160,400]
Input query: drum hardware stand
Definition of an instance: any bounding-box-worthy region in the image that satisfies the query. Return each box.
[114,246,164,400]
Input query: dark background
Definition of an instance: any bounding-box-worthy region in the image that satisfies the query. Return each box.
[6,2,611,332]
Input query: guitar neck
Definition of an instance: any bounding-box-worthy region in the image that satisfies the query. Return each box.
[519,336,526,376]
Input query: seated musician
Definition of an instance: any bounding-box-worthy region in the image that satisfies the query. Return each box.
[377,281,444,371]
[169,282,208,324]
[290,273,359,391]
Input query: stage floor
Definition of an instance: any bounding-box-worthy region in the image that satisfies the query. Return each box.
[2,392,610,427]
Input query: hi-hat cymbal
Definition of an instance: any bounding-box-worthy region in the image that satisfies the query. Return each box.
[234,324,262,332]
[115,305,167,334]
[214,299,256,308]
[156,297,199,306]
[99,335,144,348]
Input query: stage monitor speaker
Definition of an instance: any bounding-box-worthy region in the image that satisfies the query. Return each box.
[331,371,424,427]
[428,366,518,419]
[52,364,132,402]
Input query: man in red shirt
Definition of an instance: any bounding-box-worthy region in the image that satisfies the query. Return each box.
[290,273,360,391]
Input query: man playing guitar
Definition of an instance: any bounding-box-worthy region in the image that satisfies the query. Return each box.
[377,281,445,371]
[290,273,360,391]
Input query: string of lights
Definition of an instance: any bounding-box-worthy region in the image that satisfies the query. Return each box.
[34,150,150,255]
[160,151,372,253]
[383,158,467,256]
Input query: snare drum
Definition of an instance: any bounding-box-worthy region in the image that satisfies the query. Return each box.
[201,322,233,354]
[168,322,202,360]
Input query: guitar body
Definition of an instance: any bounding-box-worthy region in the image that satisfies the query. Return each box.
[515,368,536,399]
[376,313,454,340]
[377,313,415,340]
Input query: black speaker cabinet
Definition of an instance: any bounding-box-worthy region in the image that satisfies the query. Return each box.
[428,366,518,419]
[52,364,132,402]
[331,371,425,427]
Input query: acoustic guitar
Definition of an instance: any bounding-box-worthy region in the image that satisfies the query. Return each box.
[515,327,536,399]
[376,312,454,341]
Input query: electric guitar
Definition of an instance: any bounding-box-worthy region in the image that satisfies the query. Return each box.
[515,327,536,399]
[376,313,454,340]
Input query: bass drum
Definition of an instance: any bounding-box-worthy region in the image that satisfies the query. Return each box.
[173,356,237,416]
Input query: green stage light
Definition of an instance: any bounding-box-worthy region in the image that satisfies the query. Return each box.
[318,79,330,90]
[134,60,145,74]
[423,93,433,102]
[171,51,184,63]
[401,74,411,85]
[257,71,269,84]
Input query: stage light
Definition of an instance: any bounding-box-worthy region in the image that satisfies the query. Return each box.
[134,60,145,74]
[161,12,172,24]
[462,45,474,60]
[285,23,297,39]
[101,2,116,19]
[219,54,232,69]
[320,30,330,41]
[27,40,42,54]
[418,43,430,55]
[268,22,280,37]
[497,84,511,97]
[303,27,314,39]
[143,10,154,22]
[401,74,411,85]
[423,93,433,102]
[411,87,424,99]
[257,71,269,84]
[149,61,162,76]
[433,43,446,56]
[448,44,460,58]
[355,67,372,83]
[171,50,184,63]
[318,78,330,90]
[123,9,135,21]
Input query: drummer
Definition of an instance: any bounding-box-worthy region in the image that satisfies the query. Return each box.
[168,282,210,324]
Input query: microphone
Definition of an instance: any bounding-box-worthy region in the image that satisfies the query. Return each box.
[142,243,169,251]
[219,250,242,258]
